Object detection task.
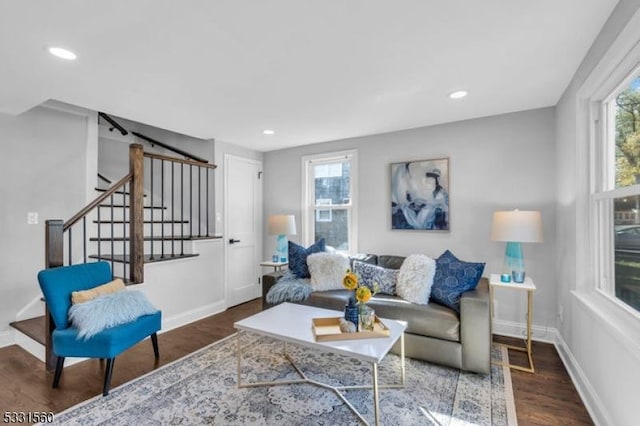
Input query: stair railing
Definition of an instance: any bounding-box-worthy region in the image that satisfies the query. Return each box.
[142,152,216,260]
[44,144,145,283]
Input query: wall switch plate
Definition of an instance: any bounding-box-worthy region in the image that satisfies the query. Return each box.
[27,212,38,225]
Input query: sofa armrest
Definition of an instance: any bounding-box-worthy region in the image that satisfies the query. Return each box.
[460,277,491,374]
[262,271,286,310]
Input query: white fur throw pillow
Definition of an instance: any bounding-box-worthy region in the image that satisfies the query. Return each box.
[396,254,436,304]
[307,252,350,291]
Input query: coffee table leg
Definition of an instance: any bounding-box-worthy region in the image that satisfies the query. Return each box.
[400,332,406,385]
[236,332,242,387]
[372,362,380,426]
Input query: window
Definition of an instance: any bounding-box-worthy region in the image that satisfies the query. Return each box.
[302,150,357,252]
[594,71,640,314]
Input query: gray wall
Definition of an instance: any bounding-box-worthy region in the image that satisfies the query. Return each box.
[0,106,88,339]
[555,1,640,424]
[264,107,557,327]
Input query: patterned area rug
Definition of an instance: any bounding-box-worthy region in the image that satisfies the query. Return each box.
[52,333,517,425]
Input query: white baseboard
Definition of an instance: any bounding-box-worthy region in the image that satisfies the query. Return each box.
[554,333,612,426]
[161,301,227,333]
[0,329,14,348]
[491,319,557,344]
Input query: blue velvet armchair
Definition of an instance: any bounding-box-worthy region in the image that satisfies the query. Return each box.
[37,262,161,396]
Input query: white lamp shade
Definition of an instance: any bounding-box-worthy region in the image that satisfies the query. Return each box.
[491,210,543,243]
[268,215,297,236]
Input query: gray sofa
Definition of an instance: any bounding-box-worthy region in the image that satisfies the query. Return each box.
[262,254,491,374]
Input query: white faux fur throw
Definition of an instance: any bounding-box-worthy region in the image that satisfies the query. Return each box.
[307,252,350,291]
[396,254,436,304]
[68,290,158,340]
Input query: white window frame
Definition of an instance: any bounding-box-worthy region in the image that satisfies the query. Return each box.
[315,198,333,222]
[301,150,358,253]
[577,9,640,330]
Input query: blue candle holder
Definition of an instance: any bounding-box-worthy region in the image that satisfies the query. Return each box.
[500,273,511,283]
[512,271,526,283]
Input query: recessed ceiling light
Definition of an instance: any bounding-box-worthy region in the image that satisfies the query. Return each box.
[263,129,275,135]
[449,90,468,99]
[48,46,77,60]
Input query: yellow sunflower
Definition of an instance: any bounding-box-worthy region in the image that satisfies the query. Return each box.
[355,286,372,303]
[343,270,358,290]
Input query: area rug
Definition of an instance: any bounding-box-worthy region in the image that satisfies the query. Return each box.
[51,333,517,425]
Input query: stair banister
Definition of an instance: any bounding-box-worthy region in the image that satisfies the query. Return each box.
[129,143,144,283]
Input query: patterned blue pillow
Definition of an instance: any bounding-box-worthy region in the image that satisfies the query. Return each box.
[288,239,326,278]
[430,250,485,313]
[352,260,399,295]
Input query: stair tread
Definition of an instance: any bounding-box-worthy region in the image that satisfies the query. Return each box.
[89,253,199,263]
[10,316,46,345]
[90,236,195,241]
[93,220,189,224]
[98,204,166,209]
[95,188,147,197]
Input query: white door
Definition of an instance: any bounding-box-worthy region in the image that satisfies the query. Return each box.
[224,154,262,307]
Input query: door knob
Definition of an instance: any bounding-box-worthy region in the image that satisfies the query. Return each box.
[229,238,241,244]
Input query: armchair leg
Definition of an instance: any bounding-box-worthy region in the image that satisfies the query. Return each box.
[52,356,65,388]
[151,333,159,359]
[103,358,115,397]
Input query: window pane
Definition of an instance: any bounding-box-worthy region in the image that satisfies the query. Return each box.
[614,75,640,188]
[313,160,350,205]
[614,194,640,311]
[315,208,349,251]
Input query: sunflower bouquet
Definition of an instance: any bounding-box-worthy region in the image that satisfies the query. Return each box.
[343,269,380,331]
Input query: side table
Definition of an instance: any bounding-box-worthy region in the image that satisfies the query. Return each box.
[260,261,288,272]
[489,273,536,373]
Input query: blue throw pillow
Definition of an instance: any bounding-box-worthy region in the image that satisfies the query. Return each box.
[430,250,485,313]
[352,260,399,295]
[288,239,326,278]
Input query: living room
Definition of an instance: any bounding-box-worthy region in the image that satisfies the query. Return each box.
[1,1,640,425]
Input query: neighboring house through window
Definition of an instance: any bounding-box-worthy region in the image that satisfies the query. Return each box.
[302,150,357,252]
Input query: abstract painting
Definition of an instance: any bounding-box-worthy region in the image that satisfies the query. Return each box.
[391,158,449,230]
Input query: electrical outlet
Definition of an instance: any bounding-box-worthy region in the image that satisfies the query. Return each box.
[27,212,38,225]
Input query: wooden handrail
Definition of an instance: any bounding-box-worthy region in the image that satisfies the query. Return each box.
[132,131,210,164]
[143,151,217,169]
[63,173,133,231]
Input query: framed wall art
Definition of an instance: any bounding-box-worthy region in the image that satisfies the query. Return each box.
[391,158,449,230]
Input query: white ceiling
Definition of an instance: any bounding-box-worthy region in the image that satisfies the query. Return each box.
[0,1,618,152]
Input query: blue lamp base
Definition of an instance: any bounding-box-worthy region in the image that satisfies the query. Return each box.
[276,234,288,263]
[503,241,526,283]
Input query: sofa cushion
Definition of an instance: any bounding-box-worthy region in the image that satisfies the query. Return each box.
[378,255,406,270]
[352,260,399,295]
[369,294,460,342]
[298,290,460,342]
[308,252,350,291]
[431,250,485,313]
[301,289,353,312]
[288,239,326,278]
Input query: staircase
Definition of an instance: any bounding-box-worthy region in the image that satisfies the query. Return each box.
[10,142,217,369]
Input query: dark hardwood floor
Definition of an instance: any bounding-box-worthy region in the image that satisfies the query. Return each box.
[0,299,591,425]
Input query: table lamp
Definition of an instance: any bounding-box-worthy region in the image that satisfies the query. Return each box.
[491,210,542,283]
[268,215,297,263]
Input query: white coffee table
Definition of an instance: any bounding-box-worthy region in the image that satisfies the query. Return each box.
[234,302,407,426]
